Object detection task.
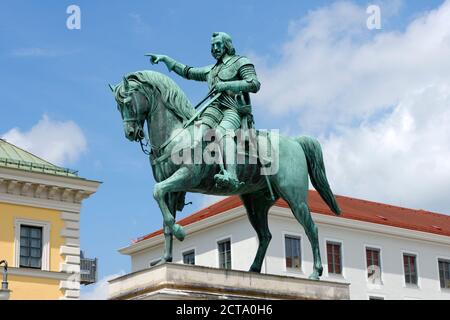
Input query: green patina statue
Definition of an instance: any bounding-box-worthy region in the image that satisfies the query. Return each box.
[110,32,341,280]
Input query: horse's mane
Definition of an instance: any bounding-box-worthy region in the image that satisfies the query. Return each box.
[114,70,195,121]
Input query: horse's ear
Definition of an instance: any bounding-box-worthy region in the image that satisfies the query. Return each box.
[108,83,115,93]
[123,76,129,91]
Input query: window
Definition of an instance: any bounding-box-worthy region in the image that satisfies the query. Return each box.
[183,250,195,265]
[218,239,231,269]
[438,259,450,289]
[285,235,301,269]
[369,296,384,300]
[403,254,418,285]
[14,219,50,271]
[366,247,382,283]
[327,242,342,275]
[19,225,43,269]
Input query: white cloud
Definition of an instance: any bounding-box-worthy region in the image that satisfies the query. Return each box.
[80,271,125,300]
[254,0,450,133]
[251,1,450,214]
[322,85,450,213]
[1,115,87,166]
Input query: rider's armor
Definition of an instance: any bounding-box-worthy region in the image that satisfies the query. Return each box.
[166,55,260,131]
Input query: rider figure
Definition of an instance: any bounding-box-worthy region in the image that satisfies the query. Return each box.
[148,32,260,191]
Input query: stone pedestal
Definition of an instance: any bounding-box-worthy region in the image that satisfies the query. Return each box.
[108,263,349,300]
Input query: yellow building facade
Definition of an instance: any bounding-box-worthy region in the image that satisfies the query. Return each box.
[0,139,100,299]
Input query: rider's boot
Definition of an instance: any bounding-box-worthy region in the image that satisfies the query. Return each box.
[214,133,244,191]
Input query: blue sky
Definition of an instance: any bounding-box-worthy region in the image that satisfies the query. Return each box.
[1,0,449,297]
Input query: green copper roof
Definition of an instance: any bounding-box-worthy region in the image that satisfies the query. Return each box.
[0,138,78,177]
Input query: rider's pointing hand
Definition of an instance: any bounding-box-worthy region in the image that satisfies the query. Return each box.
[145,53,166,65]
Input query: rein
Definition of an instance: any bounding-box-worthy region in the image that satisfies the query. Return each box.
[122,85,160,157]
[139,136,152,156]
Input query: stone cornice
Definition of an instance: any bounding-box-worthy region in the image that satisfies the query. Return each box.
[0,167,101,192]
[0,167,101,211]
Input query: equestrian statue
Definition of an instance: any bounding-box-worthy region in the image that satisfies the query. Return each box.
[110,32,341,280]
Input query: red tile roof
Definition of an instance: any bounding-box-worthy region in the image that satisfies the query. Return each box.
[134,191,450,243]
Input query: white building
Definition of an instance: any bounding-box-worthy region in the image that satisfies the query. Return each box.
[119,191,450,300]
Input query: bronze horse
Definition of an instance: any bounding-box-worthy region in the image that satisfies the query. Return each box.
[111,70,340,279]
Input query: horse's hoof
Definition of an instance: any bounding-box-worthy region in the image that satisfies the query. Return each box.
[173,224,185,241]
[308,271,321,280]
[150,258,164,267]
[150,256,173,268]
[249,265,261,273]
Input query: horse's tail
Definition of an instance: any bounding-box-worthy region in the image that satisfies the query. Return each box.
[296,136,341,216]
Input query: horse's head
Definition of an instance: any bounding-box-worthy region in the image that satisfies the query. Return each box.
[110,76,150,142]
[110,70,195,148]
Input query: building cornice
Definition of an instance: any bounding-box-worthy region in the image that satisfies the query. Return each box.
[0,167,101,191]
[0,167,101,212]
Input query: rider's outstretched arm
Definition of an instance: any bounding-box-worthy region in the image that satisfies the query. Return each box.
[148,54,210,82]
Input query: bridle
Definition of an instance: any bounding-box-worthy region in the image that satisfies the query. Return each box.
[122,85,159,156]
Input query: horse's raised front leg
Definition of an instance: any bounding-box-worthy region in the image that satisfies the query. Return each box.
[153,167,192,241]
